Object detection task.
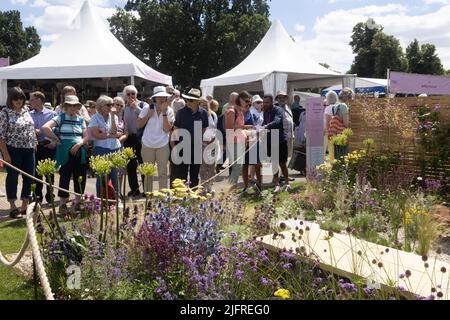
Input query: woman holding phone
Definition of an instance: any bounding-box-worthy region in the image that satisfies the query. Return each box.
[137,86,174,193]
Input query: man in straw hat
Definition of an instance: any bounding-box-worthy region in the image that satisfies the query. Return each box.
[171,88,209,188]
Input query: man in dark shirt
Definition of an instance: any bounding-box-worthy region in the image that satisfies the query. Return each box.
[29,91,57,203]
[262,94,290,193]
[172,88,208,188]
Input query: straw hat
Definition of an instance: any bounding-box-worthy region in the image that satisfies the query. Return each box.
[276,90,288,99]
[252,95,263,103]
[64,95,82,106]
[182,88,202,100]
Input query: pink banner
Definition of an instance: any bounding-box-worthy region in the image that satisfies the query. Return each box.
[0,58,9,68]
[389,71,450,95]
[305,97,324,173]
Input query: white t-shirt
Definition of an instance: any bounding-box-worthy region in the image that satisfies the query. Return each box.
[203,111,218,142]
[139,106,175,149]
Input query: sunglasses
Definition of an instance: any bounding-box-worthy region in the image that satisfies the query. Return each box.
[105,103,114,107]
[127,93,136,97]
[115,103,124,107]
[13,97,24,101]
[256,101,263,104]
[244,100,251,104]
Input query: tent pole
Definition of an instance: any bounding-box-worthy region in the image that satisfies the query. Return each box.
[131,76,135,86]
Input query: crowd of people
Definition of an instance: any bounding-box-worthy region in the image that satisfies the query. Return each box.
[0,84,352,219]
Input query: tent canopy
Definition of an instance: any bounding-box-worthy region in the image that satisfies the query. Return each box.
[323,78,387,95]
[0,0,172,105]
[201,19,351,100]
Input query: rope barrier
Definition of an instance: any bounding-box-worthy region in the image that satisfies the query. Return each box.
[0,159,117,203]
[0,202,54,300]
[192,138,260,191]
[25,203,54,300]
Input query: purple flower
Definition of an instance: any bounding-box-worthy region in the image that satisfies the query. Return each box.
[235,270,244,281]
[260,277,271,286]
[282,263,293,270]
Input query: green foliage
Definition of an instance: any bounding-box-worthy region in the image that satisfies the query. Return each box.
[371,32,407,78]
[110,0,270,89]
[349,19,414,78]
[0,11,41,64]
[406,39,445,75]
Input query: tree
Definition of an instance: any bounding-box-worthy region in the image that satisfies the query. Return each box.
[109,0,270,89]
[406,39,444,75]
[371,32,407,78]
[0,10,41,64]
[349,19,383,77]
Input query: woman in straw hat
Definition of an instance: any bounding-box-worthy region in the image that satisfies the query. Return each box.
[42,95,89,215]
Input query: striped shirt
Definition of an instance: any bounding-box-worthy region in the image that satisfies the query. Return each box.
[52,114,85,143]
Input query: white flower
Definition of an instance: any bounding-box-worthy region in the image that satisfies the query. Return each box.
[417,177,423,181]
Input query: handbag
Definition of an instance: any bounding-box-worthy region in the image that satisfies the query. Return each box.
[328,104,346,137]
[100,179,116,199]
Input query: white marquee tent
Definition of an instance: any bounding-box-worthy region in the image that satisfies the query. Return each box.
[200,19,355,102]
[323,78,388,95]
[0,0,172,105]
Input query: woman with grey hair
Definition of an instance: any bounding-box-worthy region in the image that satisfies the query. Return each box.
[123,85,147,197]
[89,95,122,197]
[325,90,350,160]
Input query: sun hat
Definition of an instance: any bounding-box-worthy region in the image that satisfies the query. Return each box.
[166,85,175,95]
[252,95,263,103]
[276,90,288,99]
[151,86,172,99]
[64,95,82,106]
[182,88,202,100]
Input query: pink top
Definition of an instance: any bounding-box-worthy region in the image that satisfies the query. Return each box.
[225,107,247,144]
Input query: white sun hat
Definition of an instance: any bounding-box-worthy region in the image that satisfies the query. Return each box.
[151,86,172,99]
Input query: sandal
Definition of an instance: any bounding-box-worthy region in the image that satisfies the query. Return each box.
[9,209,23,219]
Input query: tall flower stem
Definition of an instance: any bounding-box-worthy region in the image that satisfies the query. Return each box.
[115,170,121,248]
[99,174,105,241]
[48,176,64,239]
[103,174,110,243]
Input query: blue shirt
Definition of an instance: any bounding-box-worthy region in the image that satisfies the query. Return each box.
[244,111,254,126]
[30,107,57,142]
[263,105,286,143]
[174,106,209,146]
[52,113,85,143]
[88,113,122,150]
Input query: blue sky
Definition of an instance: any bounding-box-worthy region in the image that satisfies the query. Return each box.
[2,0,450,72]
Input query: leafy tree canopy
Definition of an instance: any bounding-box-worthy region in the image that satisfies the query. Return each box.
[0,10,41,65]
[110,0,271,89]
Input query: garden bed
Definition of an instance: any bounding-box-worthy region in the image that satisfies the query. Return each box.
[259,219,450,299]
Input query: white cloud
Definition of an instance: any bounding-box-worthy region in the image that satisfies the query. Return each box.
[22,0,127,45]
[294,3,450,73]
[11,0,28,4]
[294,24,305,33]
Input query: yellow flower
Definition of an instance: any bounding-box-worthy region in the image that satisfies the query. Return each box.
[404,210,412,225]
[160,189,174,195]
[274,289,291,300]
